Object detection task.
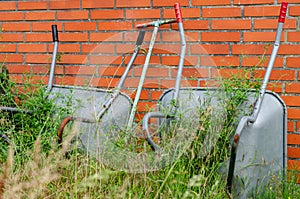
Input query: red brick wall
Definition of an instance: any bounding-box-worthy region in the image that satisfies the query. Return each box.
[1,0,300,170]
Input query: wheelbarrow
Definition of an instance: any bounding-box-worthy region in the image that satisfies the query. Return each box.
[142,2,288,198]
[54,3,186,169]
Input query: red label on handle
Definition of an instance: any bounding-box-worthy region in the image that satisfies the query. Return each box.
[174,3,182,23]
[279,2,288,23]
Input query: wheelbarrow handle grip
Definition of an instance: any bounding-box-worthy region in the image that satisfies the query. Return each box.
[174,3,182,23]
[51,24,59,42]
[136,19,177,28]
[278,2,288,23]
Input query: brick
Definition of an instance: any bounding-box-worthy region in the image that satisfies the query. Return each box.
[288,160,300,171]
[0,12,23,21]
[243,32,284,42]
[193,0,230,6]
[267,82,283,93]
[116,0,150,8]
[64,22,97,31]
[181,20,209,30]
[65,66,96,75]
[57,11,88,20]
[90,32,123,42]
[130,90,149,100]
[26,54,50,64]
[212,20,251,30]
[49,0,80,9]
[19,44,47,53]
[278,45,300,55]
[82,44,115,54]
[289,6,300,16]
[137,102,156,112]
[18,2,47,10]
[116,44,136,54]
[200,56,240,67]
[32,22,63,32]
[163,8,200,19]
[0,33,23,42]
[26,33,52,42]
[90,55,122,65]
[134,68,169,77]
[191,44,230,55]
[288,108,300,120]
[286,57,300,68]
[59,33,88,42]
[254,19,297,29]
[241,56,283,68]
[59,55,87,64]
[162,56,198,66]
[162,32,199,42]
[98,21,132,30]
[201,32,240,42]
[151,44,181,54]
[245,6,280,17]
[25,11,55,21]
[0,2,16,10]
[2,22,30,32]
[297,122,300,131]
[91,10,124,20]
[211,68,246,79]
[203,7,241,18]
[82,0,114,8]
[254,70,295,81]
[233,0,273,5]
[288,147,300,158]
[286,82,300,93]
[232,44,272,55]
[7,65,30,74]
[172,68,210,78]
[152,0,189,6]
[288,121,295,132]
[126,9,160,19]
[123,78,159,88]
[161,79,198,88]
[0,44,16,53]
[0,54,23,63]
[9,75,23,84]
[48,44,80,53]
[32,65,62,75]
[287,32,300,42]
[281,96,300,107]
[132,56,160,65]
[98,66,125,77]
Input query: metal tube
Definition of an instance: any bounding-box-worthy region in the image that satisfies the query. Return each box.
[47,41,58,92]
[127,24,159,129]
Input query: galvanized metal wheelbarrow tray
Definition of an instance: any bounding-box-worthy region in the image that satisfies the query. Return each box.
[142,2,288,198]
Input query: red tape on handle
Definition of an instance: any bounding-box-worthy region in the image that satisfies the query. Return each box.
[278,2,288,23]
[174,3,182,23]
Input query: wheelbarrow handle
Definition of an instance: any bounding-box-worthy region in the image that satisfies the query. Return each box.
[279,2,288,23]
[174,3,183,23]
[136,19,177,28]
[51,25,59,42]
